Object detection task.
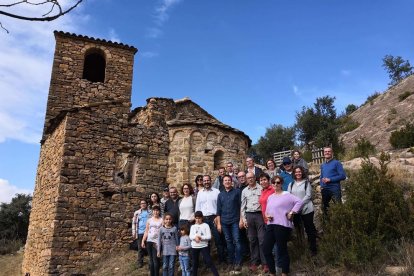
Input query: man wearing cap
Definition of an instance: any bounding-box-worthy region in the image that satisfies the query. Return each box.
[279,157,294,191]
[160,186,170,218]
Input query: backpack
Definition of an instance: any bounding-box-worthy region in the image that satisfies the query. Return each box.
[287,180,313,199]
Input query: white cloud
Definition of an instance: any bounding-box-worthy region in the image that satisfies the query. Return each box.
[146,0,182,38]
[154,0,182,25]
[0,2,88,144]
[293,85,300,96]
[0,179,32,204]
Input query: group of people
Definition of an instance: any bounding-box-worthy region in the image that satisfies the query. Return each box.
[131,146,346,276]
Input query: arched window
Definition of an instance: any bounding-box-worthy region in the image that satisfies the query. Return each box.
[214,150,224,170]
[82,49,106,82]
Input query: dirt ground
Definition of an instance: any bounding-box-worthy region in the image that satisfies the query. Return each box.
[0,251,23,276]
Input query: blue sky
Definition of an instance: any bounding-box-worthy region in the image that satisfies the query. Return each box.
[0,0,413,203]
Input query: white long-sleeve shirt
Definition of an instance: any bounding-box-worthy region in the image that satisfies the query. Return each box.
[195,187,220,216]
[189,222,211,248]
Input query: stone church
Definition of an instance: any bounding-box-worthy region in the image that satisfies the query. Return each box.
[22,31,251,275]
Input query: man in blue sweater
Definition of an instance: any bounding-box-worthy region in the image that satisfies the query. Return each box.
[320,146,346,217]
[217,175,243,273]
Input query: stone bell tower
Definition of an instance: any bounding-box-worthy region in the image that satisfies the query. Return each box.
[23,31,138,275]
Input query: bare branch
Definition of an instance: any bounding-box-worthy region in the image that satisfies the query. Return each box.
[0,22,10,33]
[42,1,61,17]
[0,0,83,22]
[1,1,51,8]
[0,1,29,8]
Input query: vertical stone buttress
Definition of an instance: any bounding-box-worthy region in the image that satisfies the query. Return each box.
[23,31,138,275]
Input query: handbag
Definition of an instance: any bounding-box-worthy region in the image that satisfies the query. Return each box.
[129,239,138,251]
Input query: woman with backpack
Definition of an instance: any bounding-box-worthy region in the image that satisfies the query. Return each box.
[288,165,317,255]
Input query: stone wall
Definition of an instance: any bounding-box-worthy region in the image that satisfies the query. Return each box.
[167,125,248,188]
[128,98,171,192]
[42,31,136,140]
[23,117,67,275]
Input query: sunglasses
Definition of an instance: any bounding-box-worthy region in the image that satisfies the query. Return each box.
[273,181,281,184]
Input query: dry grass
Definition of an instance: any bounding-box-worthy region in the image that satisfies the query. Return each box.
[387,164,414,188]
[0,251,23,276]
[3,241,414,276]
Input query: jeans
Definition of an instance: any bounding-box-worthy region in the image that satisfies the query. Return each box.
[203,215,225,261]
[147,241,160,276]
[221,222,242,265]
[191,246,219,276]
[321,188,342,217]
[162,255,176,276]
[137,233,147,265]
[179,219,192,228]
[293,211,317,253]
[263,224,292,274]
[179,255,191,276]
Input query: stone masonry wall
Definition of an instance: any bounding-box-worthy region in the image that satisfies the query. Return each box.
[167,125,249,188]
[42,32,136,139]
[128,98,171,193]
[23,117,67,276]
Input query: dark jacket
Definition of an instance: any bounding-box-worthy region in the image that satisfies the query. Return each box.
[164,197,182,225]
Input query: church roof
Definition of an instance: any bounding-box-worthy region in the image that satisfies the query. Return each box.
[54,31,138,53]
[167,97,252,146]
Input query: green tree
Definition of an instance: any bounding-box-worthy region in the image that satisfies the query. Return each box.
[345,104,358,115]
[295,95,340,150]
[0,194,32,242]
[382,55,413,86]
[253,124,295,162]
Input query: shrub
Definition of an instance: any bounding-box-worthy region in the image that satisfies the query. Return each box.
[398,91,413,102]
[390,123,414,149]
[0,239,22,255]
[320,153,414,270]
[363,92,381,106]
[350,137,376,158]
[338,116,360,134]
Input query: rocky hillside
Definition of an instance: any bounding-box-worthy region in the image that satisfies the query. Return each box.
[341,75,414,151]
